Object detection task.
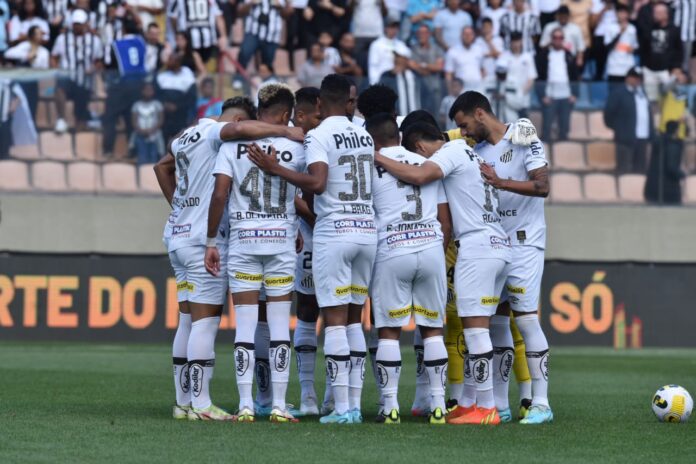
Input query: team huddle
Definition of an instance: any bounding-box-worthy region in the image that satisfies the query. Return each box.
[154,74,553,425]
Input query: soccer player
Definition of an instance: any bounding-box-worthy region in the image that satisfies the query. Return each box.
[457,91,553,424]
[375,119,511,426]
[366,113,451,425]
[248,74,377,424]
[205,84,305,423]
[154,96,303,421]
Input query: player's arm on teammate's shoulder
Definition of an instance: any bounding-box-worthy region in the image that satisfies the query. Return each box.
[204,174,232,276]
[437,202,452,251]
[295,194,316,227]
[153,152,176,206]
[374,152,443,186]
[479,162,550,198]
[246,143,328,194]
[219,121,304,142]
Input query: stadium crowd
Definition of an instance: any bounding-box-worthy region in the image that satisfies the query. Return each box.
[1,0,696,203]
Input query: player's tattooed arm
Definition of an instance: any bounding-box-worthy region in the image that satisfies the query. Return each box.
[437,202,452,251]
[220,122,304,142]
[153,152,176,206]
[247,144,328,194]
[204,174,232,276]
[479,163,549,198]
[374,153,443,186]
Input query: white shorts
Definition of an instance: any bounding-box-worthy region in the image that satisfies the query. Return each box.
[313,240,377,307]
[228,250,295,297]
[371,246,446,329]
[500,246,544,313]
[455,257,507,318]
[295,230,314,295]
[642,68,670,102]
[168,245,228,305]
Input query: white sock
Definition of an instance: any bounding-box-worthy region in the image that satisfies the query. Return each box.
[376,339,401,412]
[172,312,191,406]
[187,316,220,410]
[423,335,448,412]
[324,325,350,415]
[516,314,550,408]
[346,323,366,411]
[267,301,292,411]
[519,381,532,402]
[413,329,429,408]
[449,383,464,404]
[294,319,318,402]
[490,315,514,411]
[368,326,382,408]
[234,304,258,411]
[254,321,271,407]
[463,328,494,410]
[459,351,476,408]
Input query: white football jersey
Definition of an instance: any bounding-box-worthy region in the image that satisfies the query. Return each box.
[476,125,547,249]
[372,146,446,263]
[215,136,305,255]
[428,139,511,260]
[304,115,377,244]
[166,119,228,252]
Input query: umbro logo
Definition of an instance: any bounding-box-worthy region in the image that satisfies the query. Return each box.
[500,150,513,163]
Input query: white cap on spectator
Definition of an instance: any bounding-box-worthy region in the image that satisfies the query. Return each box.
[393,45,412,59]
[386,11,401,26]
[71,9,89,25]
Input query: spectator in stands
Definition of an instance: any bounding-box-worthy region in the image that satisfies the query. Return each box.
[405,0,439,39]
[304,0,347,45]
[197,77,223,118]
[500,0,541,55]
[0,78,19,157]
[379,48,429,116]
[604,67,653,173]
[474,18,503,98]
[43,0,68,47]
[287,0,309,71]
[125,0,164,30]
[170,31,207,81]
[480,0,506,37]
[319,31,341,67]
[368,14,410,85]
[540,5,585,67]
[536,27,579,141]
[144,22,165,75]
[658,68,689,141]
[637,2,682,102]
[5,25,50,119]
[130,82,164,164]
[673,0,696,70]
[444,26,485,94]
[605,5,637,86]
[645,120,684,204]
[434,0,472,52]
[411,24,443,116]
[8,0,49,46]
[298,42,334,88]
[439,77,462,130]
[51,9,104,133]
[563,0,594,53]
[351,0,386,70]
[538,0,561,29]
[589,0,618,81]
[0,0,9,61]
[497,32,537,122]
[237,0,292,83]
[168,0,227,64]
[334,32,364,80]
[156,51,197,142]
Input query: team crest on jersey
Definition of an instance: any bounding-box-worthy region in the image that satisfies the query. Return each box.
[500,150,513,163]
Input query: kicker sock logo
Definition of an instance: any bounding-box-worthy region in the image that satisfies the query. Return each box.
[235,343,253,376]
[471,352,493,384]
[271,341,291,372]
[255,359,270,393]
[495,347,514,382]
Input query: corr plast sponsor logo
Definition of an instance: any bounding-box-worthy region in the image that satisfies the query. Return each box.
[172,224,191,235]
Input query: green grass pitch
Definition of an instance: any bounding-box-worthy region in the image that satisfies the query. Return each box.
[1,342,695,463]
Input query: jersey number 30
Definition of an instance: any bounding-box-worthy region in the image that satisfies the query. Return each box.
[338,154,373,201]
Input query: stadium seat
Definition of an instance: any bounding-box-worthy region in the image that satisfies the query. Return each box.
[568,111,588,140]
[618,174,646,203]
[550,173,583,202]
[9,144,41,160]
[587,142,616,171]
[0,160,31,191]
[683,143,696,173]
[293,49,307,71]
[67,162,101,192]
[551,141,587,171]
[40,131,74,160]
[114,133,130,159]
[587,111,613,140]
[35,100,53,129]
[583,173,618,202]
[684,175,696,204]
[102,163,138,192]
[32,161,68,191]
[63,101,75,126]
[75,132,103,160]
[138,164,160,193]
[274,49,291,76]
